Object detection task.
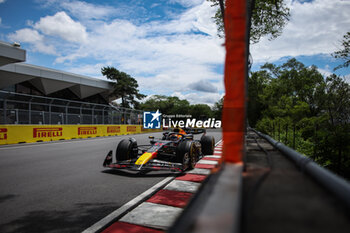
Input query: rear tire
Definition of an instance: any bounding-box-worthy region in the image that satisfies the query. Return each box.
[201,135,215,155]
[189,151,196,169]
[176,141,194,171]
[116,138,138,161]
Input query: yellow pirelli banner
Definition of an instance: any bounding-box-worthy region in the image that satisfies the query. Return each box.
[0,125,162,145]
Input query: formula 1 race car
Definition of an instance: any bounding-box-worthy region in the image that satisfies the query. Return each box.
[103,128,215,173]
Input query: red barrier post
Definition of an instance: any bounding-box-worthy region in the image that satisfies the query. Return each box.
[222,0,247,163]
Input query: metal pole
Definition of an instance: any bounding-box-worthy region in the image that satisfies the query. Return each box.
[29,98,33,124]
[65,102,70,124]
[49,99,53,124]
[3,99,7,124]
[92,105,96,124]
[108,107,111,124]
[102,106,107,124]
[80,104,83,124]
[15,109,19,124]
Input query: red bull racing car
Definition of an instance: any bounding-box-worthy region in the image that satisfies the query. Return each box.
[103,128,215,173]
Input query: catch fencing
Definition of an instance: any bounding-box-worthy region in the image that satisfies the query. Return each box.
[0,91,143,125]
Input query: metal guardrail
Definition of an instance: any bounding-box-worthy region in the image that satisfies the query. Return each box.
[251,128,350,209]
[0,91,143,125]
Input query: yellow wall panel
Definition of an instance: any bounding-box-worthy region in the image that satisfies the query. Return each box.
[0,125,162,145]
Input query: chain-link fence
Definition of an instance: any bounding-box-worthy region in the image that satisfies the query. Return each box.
[0,91,143,125]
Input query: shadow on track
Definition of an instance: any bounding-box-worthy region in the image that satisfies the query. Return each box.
[101,169,181,178]
[0,202,120,233]
[0,194,18,204]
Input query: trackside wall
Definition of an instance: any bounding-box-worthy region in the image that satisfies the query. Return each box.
[0,125,161,145]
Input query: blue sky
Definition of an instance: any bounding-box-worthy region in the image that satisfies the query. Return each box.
[0,0,349,105]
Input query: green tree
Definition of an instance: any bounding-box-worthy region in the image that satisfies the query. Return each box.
[101,67,145,108]
[207,0,290,43]
[251,58,350,178]
[212,96,224,120]
[189,104,214,120]
[139,95,215,120]
[247,70,270,127]
[332,32,350,71]
[260,58,325,117]
[326,75,350,170]
[139,95,190,115]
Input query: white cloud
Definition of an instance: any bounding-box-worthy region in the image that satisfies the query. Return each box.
[344,74,350,84]
[8,28,56,55]
[66,63,110,78]
[34,11,87,43]
[171,92,223,106]
[9,28,43,43]
[145,2,218,36]
[0,0,5,3]
[60,0,116,20]
[40,0,128,21]
[251,0,350,64]
[317,67,333,78]
[189,80,218,93]
[169,0,204,8]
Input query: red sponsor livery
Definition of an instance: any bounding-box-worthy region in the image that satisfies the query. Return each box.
[127,126,137,132]
[0,128,7,140]
[78,127,97,135]
[33,127,63,138]
[107,126,120,133]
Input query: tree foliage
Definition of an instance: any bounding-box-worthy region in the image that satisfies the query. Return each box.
[139,95,219,120]
[190,104,214,119]
[250,0,290,43]
[101,66,145,108]
[212,96,224,119]
[248,58,350,179]
[207,0,290,43]
[139,95,190,115]
[332,32,350,71]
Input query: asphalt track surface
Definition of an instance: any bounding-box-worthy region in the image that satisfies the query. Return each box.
[0,130,222,233]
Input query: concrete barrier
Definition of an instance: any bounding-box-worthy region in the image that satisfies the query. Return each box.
[0,125,162,145]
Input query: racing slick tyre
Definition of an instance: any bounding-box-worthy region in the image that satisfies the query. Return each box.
[116,138,138,161]
[201,135,215,155]
[176,141,195,171]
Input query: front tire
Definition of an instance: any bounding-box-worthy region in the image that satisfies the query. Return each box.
[116,138,138,161]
